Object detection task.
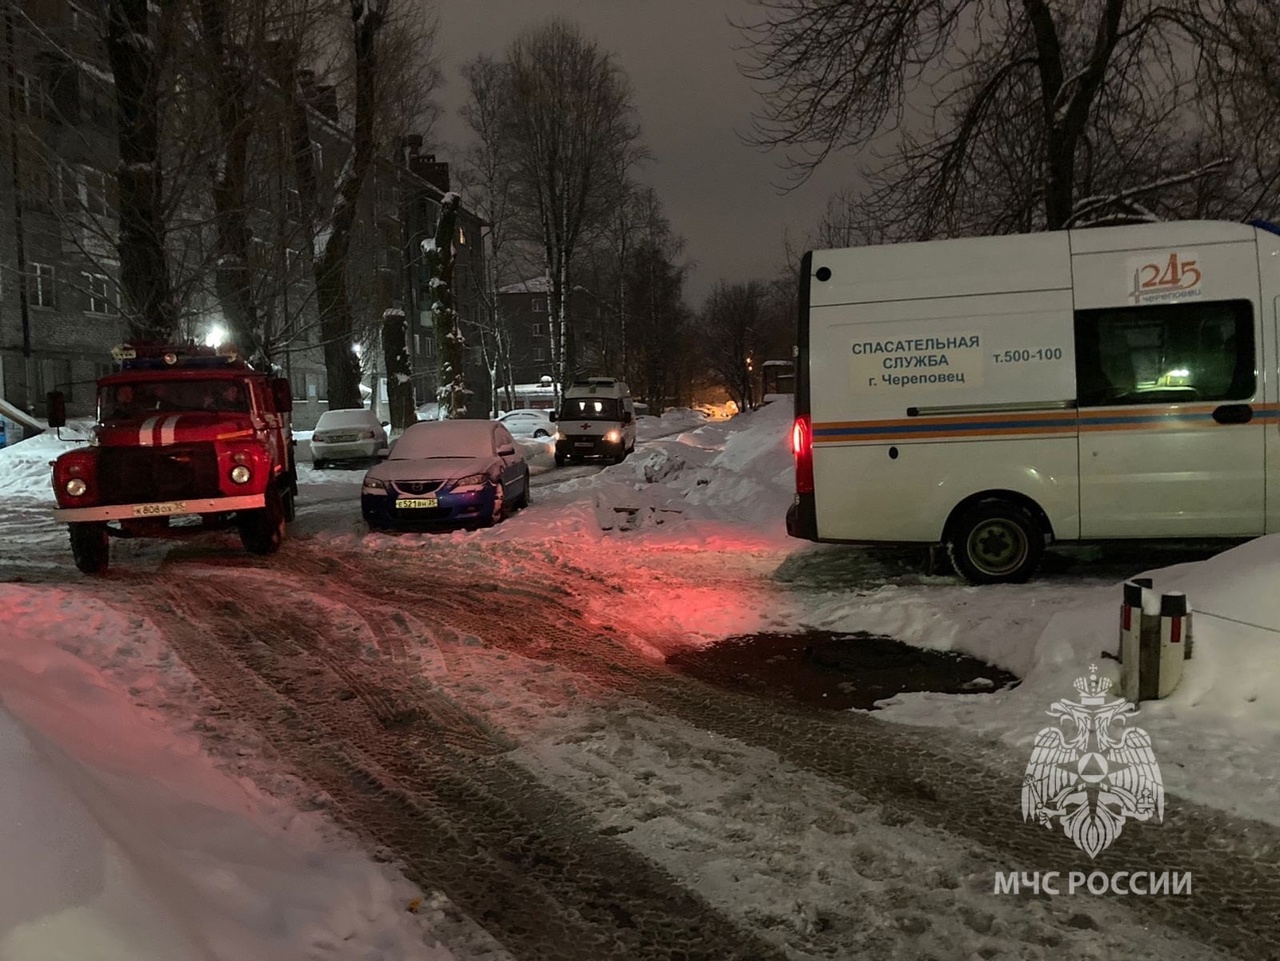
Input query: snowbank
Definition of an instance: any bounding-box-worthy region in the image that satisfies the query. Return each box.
[0,584,455,960]
[0,430,90,500]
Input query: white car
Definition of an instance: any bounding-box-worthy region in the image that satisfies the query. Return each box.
[497,409,555,439]
[310,409,388,468]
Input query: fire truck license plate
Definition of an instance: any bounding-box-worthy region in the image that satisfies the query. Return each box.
[132,501,188,517]
[398,498,438,509]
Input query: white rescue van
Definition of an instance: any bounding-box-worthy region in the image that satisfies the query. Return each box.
[787,219,1280,583]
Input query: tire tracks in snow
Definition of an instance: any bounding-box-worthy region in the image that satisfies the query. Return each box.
[273,543,1280,961]
[91,560,786,961]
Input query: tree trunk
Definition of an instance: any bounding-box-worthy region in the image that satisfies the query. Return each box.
[103,0,176,342]
[199,0,259,357]
[283,1,386,411]
[381,308,415,430]
[426,194,466,418]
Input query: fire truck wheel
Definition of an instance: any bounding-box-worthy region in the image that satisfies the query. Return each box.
[239,486,286,555]
[946,499,1043,585]
[69,523,110,574]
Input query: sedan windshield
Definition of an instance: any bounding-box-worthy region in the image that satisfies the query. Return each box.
[560,397,619,421]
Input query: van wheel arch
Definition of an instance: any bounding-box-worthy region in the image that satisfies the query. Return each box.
[943,491,1052,584]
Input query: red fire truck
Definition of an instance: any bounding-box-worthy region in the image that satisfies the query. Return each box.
[48,343,298,573]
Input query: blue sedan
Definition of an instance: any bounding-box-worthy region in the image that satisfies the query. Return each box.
[360,420,531,529]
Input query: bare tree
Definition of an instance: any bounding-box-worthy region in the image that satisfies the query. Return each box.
[423,192,466,417]
[737,1,1238,235]
[103,0,183,341]
[700,281,765,412]
[497,19,642,396]
[459,55,522,415]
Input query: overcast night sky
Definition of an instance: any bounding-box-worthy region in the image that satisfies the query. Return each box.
[430,0,854,307]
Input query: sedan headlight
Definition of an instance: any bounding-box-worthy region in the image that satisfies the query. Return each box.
[451,472,488,488]
[362,476,387,491]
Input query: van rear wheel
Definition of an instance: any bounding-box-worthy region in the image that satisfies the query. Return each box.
[947,500,1043,585]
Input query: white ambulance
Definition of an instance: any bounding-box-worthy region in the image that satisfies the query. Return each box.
[787,219,1280,583]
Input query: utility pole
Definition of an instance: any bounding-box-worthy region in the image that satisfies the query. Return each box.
[4,4,34,412]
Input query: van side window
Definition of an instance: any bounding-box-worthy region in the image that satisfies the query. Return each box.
[1073,300,1255,406]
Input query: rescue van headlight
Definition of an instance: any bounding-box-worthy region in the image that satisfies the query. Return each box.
[229,465,252,484]
[65,478,87,497]
[605,430,621,443]
[555,431,566,441]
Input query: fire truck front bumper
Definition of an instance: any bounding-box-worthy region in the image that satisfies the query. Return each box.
[53,493,266,523]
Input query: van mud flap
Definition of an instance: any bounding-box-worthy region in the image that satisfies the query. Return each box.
[787,494,818,540]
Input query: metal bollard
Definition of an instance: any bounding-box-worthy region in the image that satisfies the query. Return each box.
[1119,579,1154,702]
[1157,592,1191,698]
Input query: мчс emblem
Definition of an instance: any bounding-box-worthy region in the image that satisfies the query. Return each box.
[1022,665,1164,858]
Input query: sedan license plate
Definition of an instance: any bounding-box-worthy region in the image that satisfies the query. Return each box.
[574,441,594,448]
[398,498,438,509]
[132,501,188,517]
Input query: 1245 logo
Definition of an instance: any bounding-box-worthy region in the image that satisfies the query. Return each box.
[1129,252,1202,302]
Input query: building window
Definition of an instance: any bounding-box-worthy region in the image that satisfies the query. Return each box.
[83,272,114,314]
[1074,299,1255,407]
[16,73,43,117]
[30,263,56,308]
[311,140,323,171]
[82,167,109,217]
[531,298,545,312]
[530,323,543,337]
[532,347,546,362]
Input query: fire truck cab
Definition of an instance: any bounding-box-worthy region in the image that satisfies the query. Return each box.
[48,342,298,573]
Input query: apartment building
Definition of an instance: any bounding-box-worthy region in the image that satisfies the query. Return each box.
[0,0,486,431]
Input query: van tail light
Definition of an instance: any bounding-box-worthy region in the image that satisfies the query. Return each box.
[792,415,814,494]
[53,450,100,507]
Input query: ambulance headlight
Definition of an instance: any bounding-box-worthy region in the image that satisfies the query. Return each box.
[65,478,87,497]
[605,430,621,443]
[229,465,252,484]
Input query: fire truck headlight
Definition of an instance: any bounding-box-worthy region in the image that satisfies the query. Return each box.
[65,478,87,497]
[230,465,252,484]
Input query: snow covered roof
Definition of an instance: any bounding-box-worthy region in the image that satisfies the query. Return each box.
[499,276,551,295]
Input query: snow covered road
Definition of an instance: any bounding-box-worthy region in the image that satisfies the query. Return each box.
[6,406,1280,959]
[5,530,1270,960]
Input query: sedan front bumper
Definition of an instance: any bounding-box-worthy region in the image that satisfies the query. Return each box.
[361,486,498,528]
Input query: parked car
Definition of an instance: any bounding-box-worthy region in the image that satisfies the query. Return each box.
[310,409,388,468]
[360,419,530,530]
[497,408,554,438]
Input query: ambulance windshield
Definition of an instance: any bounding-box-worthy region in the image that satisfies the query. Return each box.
[560,397,620,421]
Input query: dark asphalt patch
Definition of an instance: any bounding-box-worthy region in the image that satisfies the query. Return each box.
[667,629,1019,710]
